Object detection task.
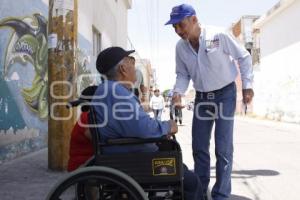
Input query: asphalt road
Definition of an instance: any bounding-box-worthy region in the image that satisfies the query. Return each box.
[175,109,300,200]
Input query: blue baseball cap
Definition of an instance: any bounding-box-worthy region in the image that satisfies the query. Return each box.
[165,4,196,25]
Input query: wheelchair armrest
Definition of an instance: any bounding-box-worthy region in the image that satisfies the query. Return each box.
[101,137,181,151]
[106,137,167,145]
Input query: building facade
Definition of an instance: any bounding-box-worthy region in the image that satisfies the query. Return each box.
[231,16,259,114]
[232,15,260,54]
[0,0,132,163]
[253,0,300,123]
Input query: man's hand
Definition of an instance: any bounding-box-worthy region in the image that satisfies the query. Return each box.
[242,88,254,104]
[140,95,146,103]
[172,93,184,109]
[167,120,178,139]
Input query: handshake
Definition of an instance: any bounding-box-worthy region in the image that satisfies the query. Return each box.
[172,93,185,109]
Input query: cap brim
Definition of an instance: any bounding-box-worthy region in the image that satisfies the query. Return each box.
[165,18,184,25]
[165,14,195,25]
[125,50,135,55]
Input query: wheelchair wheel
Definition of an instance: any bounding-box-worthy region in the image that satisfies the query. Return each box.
[46,166,148,200]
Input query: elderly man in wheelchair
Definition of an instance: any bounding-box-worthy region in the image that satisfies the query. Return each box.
[47,47,204,200]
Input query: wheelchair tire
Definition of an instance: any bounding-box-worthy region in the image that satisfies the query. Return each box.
[46,166,148,200]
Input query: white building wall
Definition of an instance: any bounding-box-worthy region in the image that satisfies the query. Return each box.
[116,0,129,47]
[78,0,130,49]
[77,0,131,86]
[259,0,300,57]
[253,0,300,123]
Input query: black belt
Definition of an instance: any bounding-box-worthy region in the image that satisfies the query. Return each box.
[196,82,235,96]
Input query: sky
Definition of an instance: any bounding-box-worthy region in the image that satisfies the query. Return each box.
[128,0,279,91]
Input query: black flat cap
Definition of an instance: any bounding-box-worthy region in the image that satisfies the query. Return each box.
[96,47,135,74]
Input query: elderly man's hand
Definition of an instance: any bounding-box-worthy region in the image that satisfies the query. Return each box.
[140,95,146,103]
[167,120,178,139]
[242,88,254,104]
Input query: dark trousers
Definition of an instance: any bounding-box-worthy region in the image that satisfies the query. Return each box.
[153,109,162,120]
[170,106,183,123]
[133,88,139,98]
[183,164,205,200]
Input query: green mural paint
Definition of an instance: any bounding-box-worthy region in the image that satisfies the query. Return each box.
[0,13,48,119]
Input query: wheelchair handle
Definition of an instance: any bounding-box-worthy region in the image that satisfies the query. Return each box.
[66,99,90,109]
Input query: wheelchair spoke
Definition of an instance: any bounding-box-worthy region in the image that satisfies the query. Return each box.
[47,167,147,200]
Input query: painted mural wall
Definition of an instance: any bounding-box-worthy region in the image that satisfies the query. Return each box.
[0,0,129,164]
[0,1,92,164]
[0,0,49,163]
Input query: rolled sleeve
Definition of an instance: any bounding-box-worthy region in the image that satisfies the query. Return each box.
[173,44,191,95]
[220,33,254,89]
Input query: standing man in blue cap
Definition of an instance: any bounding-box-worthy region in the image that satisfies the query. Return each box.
[165,4,254,200]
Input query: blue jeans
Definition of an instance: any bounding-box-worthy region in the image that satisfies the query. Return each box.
[192,82,236,200]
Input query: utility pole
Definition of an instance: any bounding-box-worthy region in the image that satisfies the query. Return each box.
[48,0,78,170]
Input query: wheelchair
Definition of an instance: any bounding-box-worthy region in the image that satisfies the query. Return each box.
[46,99,185,200]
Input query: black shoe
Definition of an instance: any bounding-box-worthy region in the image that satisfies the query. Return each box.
[179,120,182,125]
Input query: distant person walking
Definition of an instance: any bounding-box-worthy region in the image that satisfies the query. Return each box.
[167,90,184,125]
[150,89,165,120]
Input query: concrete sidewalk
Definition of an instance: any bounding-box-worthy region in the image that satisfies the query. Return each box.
[0,149,64,200]
[0,109,300,199]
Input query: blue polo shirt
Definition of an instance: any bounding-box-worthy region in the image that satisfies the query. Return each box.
[91,80,171,154]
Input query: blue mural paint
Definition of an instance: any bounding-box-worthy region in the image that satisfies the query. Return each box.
[0,0,96,163]
[0,15,48,128]
[0,0,48,163]
[0,79,26,132]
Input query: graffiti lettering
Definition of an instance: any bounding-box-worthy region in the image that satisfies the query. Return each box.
[14,41,34,55]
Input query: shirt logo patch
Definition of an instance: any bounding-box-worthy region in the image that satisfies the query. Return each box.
[205,38,220,52]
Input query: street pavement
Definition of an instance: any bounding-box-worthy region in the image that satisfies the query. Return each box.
[1,109,300,200]
[173,109,300,200]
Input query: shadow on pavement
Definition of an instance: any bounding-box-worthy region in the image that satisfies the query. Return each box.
[210,167,280,179]
[230,194,252,200]
[233,169,279,176]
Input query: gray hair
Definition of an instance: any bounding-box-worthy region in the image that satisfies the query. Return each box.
[104,58,125,80]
